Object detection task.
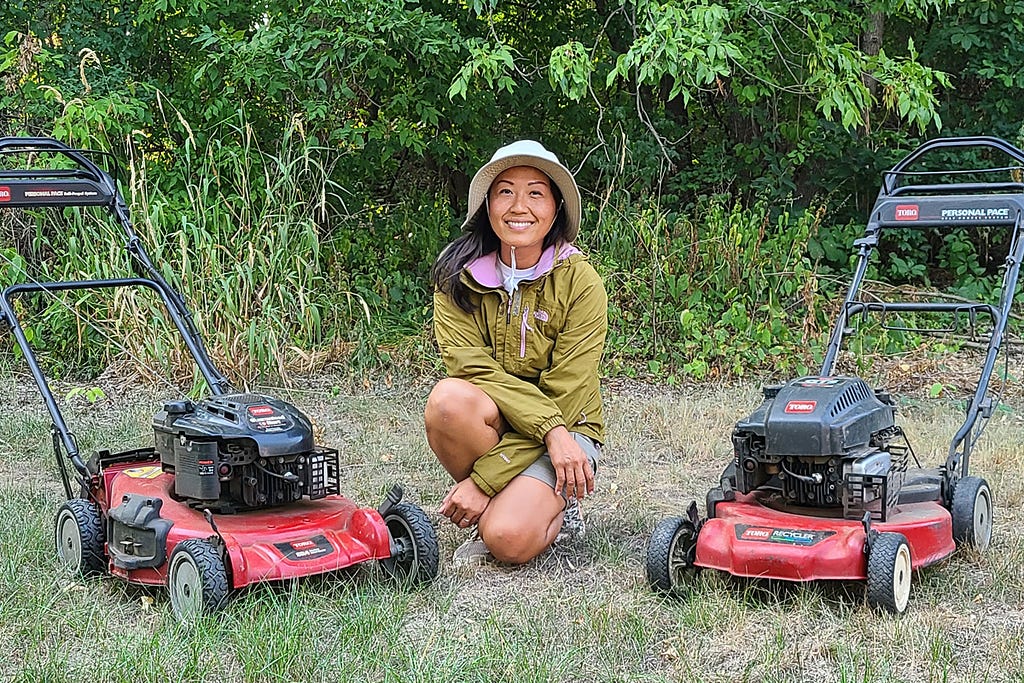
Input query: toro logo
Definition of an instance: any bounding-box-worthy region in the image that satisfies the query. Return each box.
[275,535,334,560]
[736,524,836,545]
[248,405,275,417]
[740,527,773,540]
[894,204,919,221]
[784,400,817,414]
[0,186,11,202]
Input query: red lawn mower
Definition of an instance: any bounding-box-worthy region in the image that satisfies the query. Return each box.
[646,136,1021,613]
[0,137,439,621]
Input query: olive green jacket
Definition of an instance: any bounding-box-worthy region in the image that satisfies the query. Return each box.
[433,242,607,496]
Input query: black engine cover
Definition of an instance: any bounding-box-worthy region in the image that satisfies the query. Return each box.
[734,376,895,458]
[153,393,338,510]
[731,376,903,516]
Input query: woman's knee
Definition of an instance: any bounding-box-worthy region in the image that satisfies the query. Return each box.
[425,378,496,431]
[479,516,547,564]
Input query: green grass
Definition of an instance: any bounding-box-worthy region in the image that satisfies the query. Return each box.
[0,371,1022,682]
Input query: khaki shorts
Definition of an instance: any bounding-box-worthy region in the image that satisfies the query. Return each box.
[518,432,601,496]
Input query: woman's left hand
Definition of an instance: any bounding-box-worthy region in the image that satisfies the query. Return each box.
[545,426,595,500]
[440,478,490,528]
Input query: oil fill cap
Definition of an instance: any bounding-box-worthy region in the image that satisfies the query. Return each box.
[163,400,194,415]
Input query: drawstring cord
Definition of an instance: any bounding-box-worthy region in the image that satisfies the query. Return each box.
[504,246,516,324]
[502,245,518,294]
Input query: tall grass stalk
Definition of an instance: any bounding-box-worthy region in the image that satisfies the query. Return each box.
[0,119,366,388]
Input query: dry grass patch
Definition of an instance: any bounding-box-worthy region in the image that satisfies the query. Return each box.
[0,370,1022,682]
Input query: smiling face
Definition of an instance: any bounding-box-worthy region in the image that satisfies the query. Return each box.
[487,165,559,268]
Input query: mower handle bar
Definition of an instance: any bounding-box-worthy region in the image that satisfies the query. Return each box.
[0,276,232,489]
[0,137,230,390]
[0,137,110,179]
[888,182,1024,197]
[882,136,1024,196]
[0,136,126,216]
[844,300,998,318]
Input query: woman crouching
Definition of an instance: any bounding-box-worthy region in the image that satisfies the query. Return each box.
[425,139,608,565]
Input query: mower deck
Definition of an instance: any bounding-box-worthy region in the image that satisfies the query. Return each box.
[696,491,954,581]
[101,459,393,588]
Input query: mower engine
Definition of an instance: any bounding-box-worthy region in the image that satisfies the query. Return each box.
[154,394,340,511]
[731,377,907,520]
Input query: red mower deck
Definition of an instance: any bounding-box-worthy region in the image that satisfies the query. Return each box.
[695,492,954,581]
[101,462,394,588]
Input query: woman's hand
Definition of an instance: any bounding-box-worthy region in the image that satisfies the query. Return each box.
[439,478,491,528]
[545,426,594,500]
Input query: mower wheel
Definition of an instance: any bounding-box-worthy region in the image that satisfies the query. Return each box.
[54,499,106,576]
[866,532,912,614]
[951,476,993,551]
[646,516,698,595]
[167,538,230,622]
[380,502,439,585]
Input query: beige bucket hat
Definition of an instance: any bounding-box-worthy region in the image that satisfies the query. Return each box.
[461,139,582,242]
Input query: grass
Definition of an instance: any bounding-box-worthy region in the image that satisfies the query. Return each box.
[0,370,1022,682]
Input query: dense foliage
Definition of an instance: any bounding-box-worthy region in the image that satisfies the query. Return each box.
[2,1,1024,382]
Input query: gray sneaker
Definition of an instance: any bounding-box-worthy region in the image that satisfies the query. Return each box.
[556,498,586,543]
[453,533,493,567]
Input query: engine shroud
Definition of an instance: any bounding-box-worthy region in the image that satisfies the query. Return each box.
[154,393,339,511]
[731,376,906,519]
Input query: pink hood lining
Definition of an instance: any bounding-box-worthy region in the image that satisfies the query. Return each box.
[464,242,580,289]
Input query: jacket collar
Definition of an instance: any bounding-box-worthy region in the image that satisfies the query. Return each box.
[463,242,580,289]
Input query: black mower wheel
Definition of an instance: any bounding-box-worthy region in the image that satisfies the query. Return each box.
[167,538,230,622]
[54,498,106,576]
[951,476,994,551]
[646,516,699,595]
[866,532,912,614]
[380,502,439,585]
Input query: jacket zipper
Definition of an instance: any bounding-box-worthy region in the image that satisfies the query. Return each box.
[520,305,532,358]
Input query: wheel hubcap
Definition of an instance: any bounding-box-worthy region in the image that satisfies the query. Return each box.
[56,513,82,570]
[385,517,417,578]
[171,556,202,619]
[974,488,992,550]
[893,544,912,612]
[668,526,698,587]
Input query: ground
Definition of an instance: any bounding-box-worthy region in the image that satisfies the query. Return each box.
[0,368,1022,682]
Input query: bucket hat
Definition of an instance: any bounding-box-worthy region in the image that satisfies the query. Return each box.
[462,140,582,242]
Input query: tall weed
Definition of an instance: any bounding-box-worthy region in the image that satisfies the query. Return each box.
[588,196,827,381]
[0,120,357,387]
[137,123,344,384]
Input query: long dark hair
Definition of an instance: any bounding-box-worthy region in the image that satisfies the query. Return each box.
[431,180,567,313]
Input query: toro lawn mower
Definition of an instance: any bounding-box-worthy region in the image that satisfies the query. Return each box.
[646,136,1022,613]
[0,137,439,621]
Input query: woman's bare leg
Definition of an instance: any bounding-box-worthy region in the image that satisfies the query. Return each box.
[424,377,507,481]
[427,377,563,563]
[478,476,565,564]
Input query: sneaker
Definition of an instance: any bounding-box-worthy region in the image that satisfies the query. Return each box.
[453,533,493,567]
[556,498,586,543]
